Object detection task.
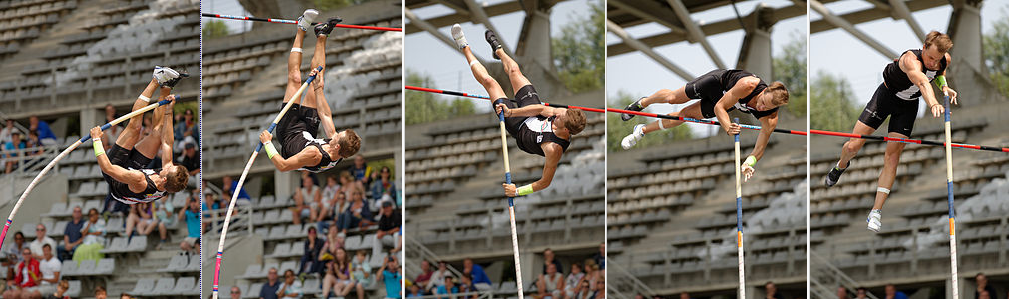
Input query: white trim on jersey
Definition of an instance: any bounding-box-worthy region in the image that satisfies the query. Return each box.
[522,117,553,133]
[895,69,938,101]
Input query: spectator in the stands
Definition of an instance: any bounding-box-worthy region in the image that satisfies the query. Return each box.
[976,273,998,299]
[298,227,324,275]
[593,243,604,270]
[564,263,585,299]
[179,141,200,176]
[837,287,849,299]
[854,287,867,299]
[58,206,85,261]
[4,131,26,173]
[322,176,341,205]
[583,260,600,291]
[94,285,108,299]
[335,187,372,234]
[4,232,26,280]
[25,130,44,160]
[155,197,176,249]
[378,255,402,299]
[24,244,61,299]
[0,119,16,144]
[543,248,564,275]
[339,171,361,200]
[173,108,198,152]
[414,260,433,293]
[100,104,121,148]
[30,223,57,260]
[679,292,691,299]
[4,247,40,298]
[570,279,592,299]
[463,258,492,291]
[428,261,450,294]
[369,166,398,206]
[350,250,371,299]
[319,228,344,263]
[458,274,477,299]
[277,269,302,298]
[765,281,783,299]
[351,155,371,184]
[259,267,281,299]
[73,209,105,262]
[436,275,458,299]
[222,176,249,201]
[884,284,908,299]
[980,291,991,299]
[315,178,345,232]
[180,197,200,255]
[321,247,353,298]
[373,200,401,256]
[407,284,422,298]
[291,175,319,225]
[43,279,70,299]
[28,116,56,144]
[590,279,603,299]
[125,202,157,239]
[536,263,564,299]
[227,286,240,299]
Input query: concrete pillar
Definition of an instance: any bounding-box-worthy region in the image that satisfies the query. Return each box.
[736,6,776,81]
[947,0,984,73]
[516,10,553,71]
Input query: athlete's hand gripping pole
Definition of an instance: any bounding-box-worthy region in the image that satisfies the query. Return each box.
[0,96,176,251]
[942,95,959,299]
[211,66,323,299]
[495,99,524,299]
[733,117,746,299]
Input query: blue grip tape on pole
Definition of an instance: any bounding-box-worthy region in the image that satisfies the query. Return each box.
[944,96,951,122]
[947,183,955,218]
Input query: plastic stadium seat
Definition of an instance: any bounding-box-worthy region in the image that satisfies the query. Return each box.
[20,223,35,237]
[61,261,77,276]
[243,283,263,298]
[278,261,297,273]
[172,276,197,295]
[159,254,187,272]
[186,255,200,271]
[125,235,147,252]
[130,278,156,296]
[50,221,67,237]
[95,258,114,274]
[42,202,66,217]
[268,242,291,258]
[239,264,262,279]
[102,237,127,253]
[150,277,176,296]
[76,259,96,275]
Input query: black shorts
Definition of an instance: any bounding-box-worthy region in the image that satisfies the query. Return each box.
[858,83,919,137]
[276,103,321,158]
[685,69,727,119]
[495,84,541,136]
[106,144,152,170]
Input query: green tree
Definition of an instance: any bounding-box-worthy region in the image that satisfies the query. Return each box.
[773,31,807,117]
[202,20,229,39]
[606,91,692,152]
[810,71,860,132]
[551,0,604,93]
[404,69,477,125]
[983,5,1009,98]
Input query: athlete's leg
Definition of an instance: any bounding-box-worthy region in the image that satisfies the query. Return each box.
[133,86,173,159]
[283,22,309,104]
[638,86,693,108]
[115,78,160,149]
[495,48,532,96]
[463,47,508,101]
[837,122,876,168]
[873,132,906,210]
[643,101,703,134]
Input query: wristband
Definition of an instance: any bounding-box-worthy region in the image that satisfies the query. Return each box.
[138,95,151,102]
[934,75,947,88]
[291,48,302,53]
[517,184,534,196]
[93,139,105,157]
[743,156,756,167]
[264,141,278,159]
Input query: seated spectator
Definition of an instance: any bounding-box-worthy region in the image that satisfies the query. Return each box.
[154,197,177,249]
[319,228,344,263]
[0,119,15,144]
[25,244,61,298]
[59,207,85,261]
[428,261,449,294]
[29,223,57,260]
[229,286,241,299]
[373,200,401,257]
[25,130,44,164]
[351,156,371,185]
[340,171,364,200]
[536,263,564,299]
[4,232,27,280]
[321,247,353,298]
[317,190,347,234]
[570,279,592,299]
[178,142,200,176]
[173,108,198,153]
[583,260,600,291]
[41,279,70,299]
[259,268,281,299]
[180,198,200,254]
[94,285,108,299]
[436,276,458,299]
[100,105,121,148]
[369,166,398,207]
[73,209,106,262]
[593,243,604,270]
[543,248,564,275]
[335,187,372,234]
[350,250,371,299]
[378,255,402,299]
[298,227,324,275]
[277,269,302,298]
[291,175,319,225]
[4,131,26,173]
[463,259,492,291]
[407,284,422,298]
[221,176,249,201]
[458,274,478,299]
[321,176,341,205]
[4,247,41,298]
[125,202,157,238]
[28,116,56,145]
[414,260,433,293]
[564,263,585,299]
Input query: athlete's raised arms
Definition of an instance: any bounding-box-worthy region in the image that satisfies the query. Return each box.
[160,98,176,170]
[494,103,562,119]
[503,143,563,197]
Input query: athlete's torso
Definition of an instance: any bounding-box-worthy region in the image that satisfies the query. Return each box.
[110,168,165,204]
[882,49,947,101]
[713,69,777,118]
[516,116,569,157]
[299,132,341,173]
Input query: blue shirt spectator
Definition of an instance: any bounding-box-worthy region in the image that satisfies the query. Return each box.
[260,268,281,299]
[223,176,250,200]
[28,116,55,143]
[464,259,491,285]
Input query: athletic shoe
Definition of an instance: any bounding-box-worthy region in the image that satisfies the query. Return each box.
[451,23,468,50]
[314,17,342,37]
[867,209,882,232]
[485,30,502,60]
[824,161,849,187]
[297,9,320,32]
[621,124,645,150]
[153,66,188,88]
[621,97,646,121]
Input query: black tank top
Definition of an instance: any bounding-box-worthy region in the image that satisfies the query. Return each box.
[516,116,570,157]
[111,169,166,203]
[720,70,777,119]
[882,49,947,101]
[303,139,342,173]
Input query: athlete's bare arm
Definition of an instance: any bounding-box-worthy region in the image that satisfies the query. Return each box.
[91,127,146,192]
[259,130,322,172]
[503,143,563,197]
[159,99,176,169]
[494,103,561,118]
[939,52,958,105]
[310,67,337,138]
[750,112,777,161]
[713,77,759,135]
[899,52,943,117]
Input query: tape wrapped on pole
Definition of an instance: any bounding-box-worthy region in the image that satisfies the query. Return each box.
[211,66,323,299]
[733,117,746,299]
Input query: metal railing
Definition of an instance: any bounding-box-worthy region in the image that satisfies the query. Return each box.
[606,260,654,299]
[0,145,60,176]
[203,198,254,238]
[810,251,878,299]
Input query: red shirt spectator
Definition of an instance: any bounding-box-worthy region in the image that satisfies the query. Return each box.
[14,248,40,288]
